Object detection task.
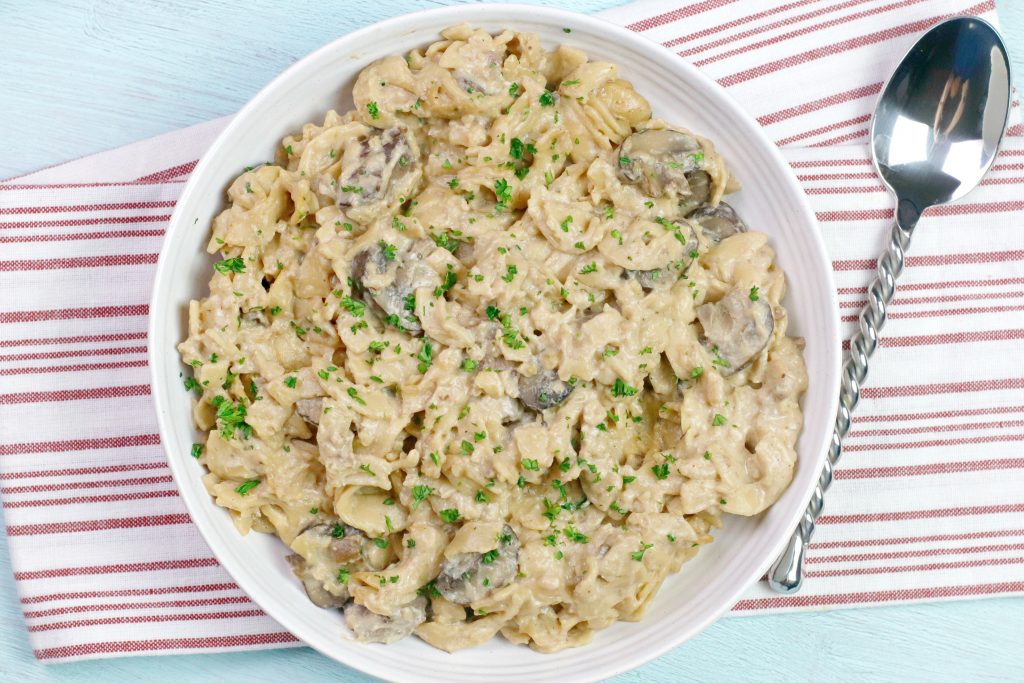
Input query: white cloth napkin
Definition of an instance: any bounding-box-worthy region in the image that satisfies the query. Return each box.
[1,0,1021,662]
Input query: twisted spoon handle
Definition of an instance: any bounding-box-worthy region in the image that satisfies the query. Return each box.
[768,213,915,594]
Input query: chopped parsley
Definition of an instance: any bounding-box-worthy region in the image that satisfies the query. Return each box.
[749,285,760,301]
[340,296,365,317]
[494,178,512,210]
[378,241,397,261]
[190,443,204,459]
[348,387,366,406]
[508,82,520,98]
[213,258,245,274]
[563,525,589,544]
[539,90,555,107]
[522,458,540,471]
[417,580,442,599]
[579,262,597,275]
[461,358,477,371]
[611,378,638,397]
[652,463,670,480]
[417,341,433,373]
[501,264,518,283]
[631,541,654,562]
[283,376,297,388]
[431,230,461,253]
[433,269,457,299]
[331,523,346,538]
[367,101,380,119]
[337,568,350,584]
[439,508,460,523]
[460,440,475,455]
[510,137,525,159]
[480,548,500,564]
[211,396,251,440]
[235,479,260,496]
[409,485,434,510]
[691,366,704,379]
[712,413,727,426]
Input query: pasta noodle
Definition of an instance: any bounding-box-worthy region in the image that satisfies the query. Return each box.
[178,24,807,653]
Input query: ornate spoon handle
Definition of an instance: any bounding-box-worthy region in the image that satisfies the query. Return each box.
[767,213,915,594]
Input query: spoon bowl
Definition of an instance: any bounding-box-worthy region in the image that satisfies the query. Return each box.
[871,16,1012,226]
[769,15,1012,594]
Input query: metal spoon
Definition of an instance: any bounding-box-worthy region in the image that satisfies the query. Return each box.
[768,16,1013,594]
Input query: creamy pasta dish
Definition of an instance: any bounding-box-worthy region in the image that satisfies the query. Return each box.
[178,24,807,652]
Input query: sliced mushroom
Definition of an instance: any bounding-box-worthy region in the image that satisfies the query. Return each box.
[678,170,711,215]
[696,287,774,375]
[688,201,746,245]
[436,525,519,605]
[295,398,324,426]
[350,243,435,336]
[286,554,348,608]
[337,127,422,211]
[621,268,667,290]
[616,129,704,197]
[517,370,574,411]
[344,596,428,644]
[241,309,268,327]
[453,51,505,96]
[287,522,364,608]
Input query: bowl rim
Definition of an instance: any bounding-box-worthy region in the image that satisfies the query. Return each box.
[149,4,841,681]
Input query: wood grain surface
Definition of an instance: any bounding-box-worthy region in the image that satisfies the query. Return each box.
[1,1,1022,681]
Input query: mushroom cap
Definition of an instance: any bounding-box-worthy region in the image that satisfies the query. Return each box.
[344,596,428,644]
[286,522,365,608]
[286,554,349,608]
[696,287,774,375]
[295,397,324,426]
[517,370,574,411]
[617,129,703,197]
[688,201,746,245]
[350,244,433,335]
[336,127,421,211]
[435,525,520,605]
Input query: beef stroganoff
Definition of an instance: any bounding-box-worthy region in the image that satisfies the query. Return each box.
[178,24,807,652]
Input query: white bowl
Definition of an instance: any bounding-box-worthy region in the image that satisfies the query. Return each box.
[149,5,841,681]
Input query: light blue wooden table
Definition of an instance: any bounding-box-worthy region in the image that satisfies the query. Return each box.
[1,1,1023,680]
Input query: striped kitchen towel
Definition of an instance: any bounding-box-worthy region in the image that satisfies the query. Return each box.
[1,0,1022,663]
